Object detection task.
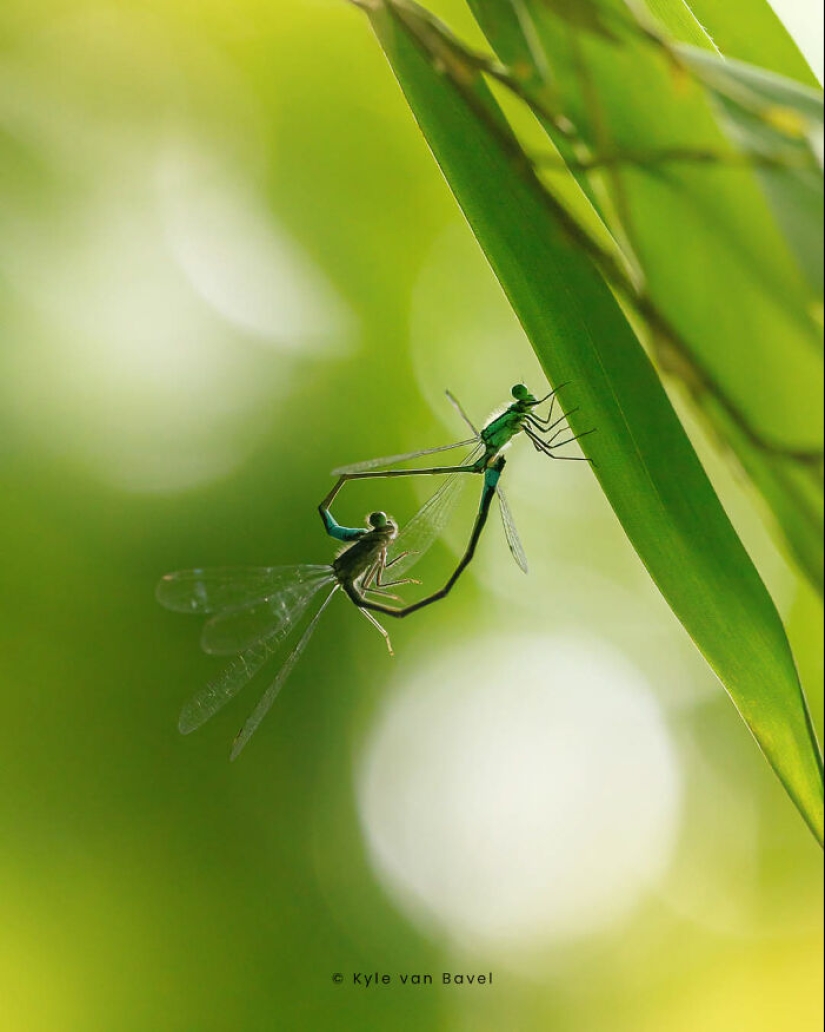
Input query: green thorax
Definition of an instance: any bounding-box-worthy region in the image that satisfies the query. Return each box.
[480,402,531,456]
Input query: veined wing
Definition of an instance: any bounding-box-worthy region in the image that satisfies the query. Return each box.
[332,437,478,475]
[386,444,485,578]
[179,633,280,734]
[200,566,335,656]
[156,565,329,614]
[496,485,529,574]
[230,587,339,760]
[445,390,479,435]
[386,473,468,578]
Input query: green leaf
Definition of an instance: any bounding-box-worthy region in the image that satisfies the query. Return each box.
[636,0,716,50]
[537,0,624,42]
[365,0,824,841]
[470,0,824,594]
[678,44,824,295]
[678,0,820,86]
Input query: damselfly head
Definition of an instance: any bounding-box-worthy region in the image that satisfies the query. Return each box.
[511,383,538,406]
[367,511,395,531]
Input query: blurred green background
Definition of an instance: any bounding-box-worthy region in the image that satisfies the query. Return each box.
[1,1,822,1030]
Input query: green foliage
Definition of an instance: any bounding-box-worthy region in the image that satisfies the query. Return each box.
[675,0,821,83]
[361,0,824,840]
[678,44,824,295]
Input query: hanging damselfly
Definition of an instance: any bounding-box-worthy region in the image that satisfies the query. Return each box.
[158,463,505,758]
[159,383,591,756]
[328,383,593,584]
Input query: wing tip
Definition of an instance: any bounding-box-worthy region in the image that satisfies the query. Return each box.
[229,732,247,762]
[155,573,176,607]
[178,703,203,735]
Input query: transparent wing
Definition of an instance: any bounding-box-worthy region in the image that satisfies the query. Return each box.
[445,390,479,434]
[332,437,478,475]
[496,485,529,574]
[386,474,468,578]
[200,567,335,656]
[386,444,485,578]
[230,587,339,760]
[156,565,330,614]
[179,634,281,734]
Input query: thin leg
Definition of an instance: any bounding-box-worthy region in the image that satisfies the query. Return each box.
[343,458,505,619]
[528,383,569,426]
[359,556,383,593]
[375,569,420,588]
[358,606,394,654]
[360,559,418,602]
[527,409,554,429]
[527,425,563,452]
[365,588,403,601]
[543,424,569,445]
[526,426,557,453]
[546,429,597,452]
[526,412,565,437]
[374,556,419,589]
[525,425,595,461]
[375,576,419,588]
[528,405,578,432]
[385,550,412,568]
[533,383,569,407]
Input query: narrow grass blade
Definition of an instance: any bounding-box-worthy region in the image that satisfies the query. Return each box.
[365,0,823,841]
[678,44,824,295]
[676,0,821,85]
[469,0,823,593]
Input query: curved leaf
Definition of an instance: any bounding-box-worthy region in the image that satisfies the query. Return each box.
[679,0,820,86]
[678,43,824,295]
[365,0,823,841]
[469,0,824,593]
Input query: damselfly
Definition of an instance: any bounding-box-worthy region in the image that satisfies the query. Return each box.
[330,383,592,577]
[322,457,506,619]
[158,510,416,759]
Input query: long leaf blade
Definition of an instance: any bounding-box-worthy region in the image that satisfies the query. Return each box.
[469,0,823,593]
[366,0,823,841]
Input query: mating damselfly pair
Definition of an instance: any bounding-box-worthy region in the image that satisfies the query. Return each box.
[157,383,592,757]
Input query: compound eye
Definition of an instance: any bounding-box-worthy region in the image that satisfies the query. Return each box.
[368,511,388,528]
[511,383,529,400]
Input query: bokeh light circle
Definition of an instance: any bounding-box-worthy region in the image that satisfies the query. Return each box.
[357,633,681,953]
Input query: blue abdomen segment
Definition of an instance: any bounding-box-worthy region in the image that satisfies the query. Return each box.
[478,463,502,511]
[321,509,365,543]
[484,465,502,491]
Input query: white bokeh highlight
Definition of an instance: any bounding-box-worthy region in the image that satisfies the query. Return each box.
[0,181,280,494]
[357,633,681,955]
[0,11,354,495]
[159,144,354,351]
